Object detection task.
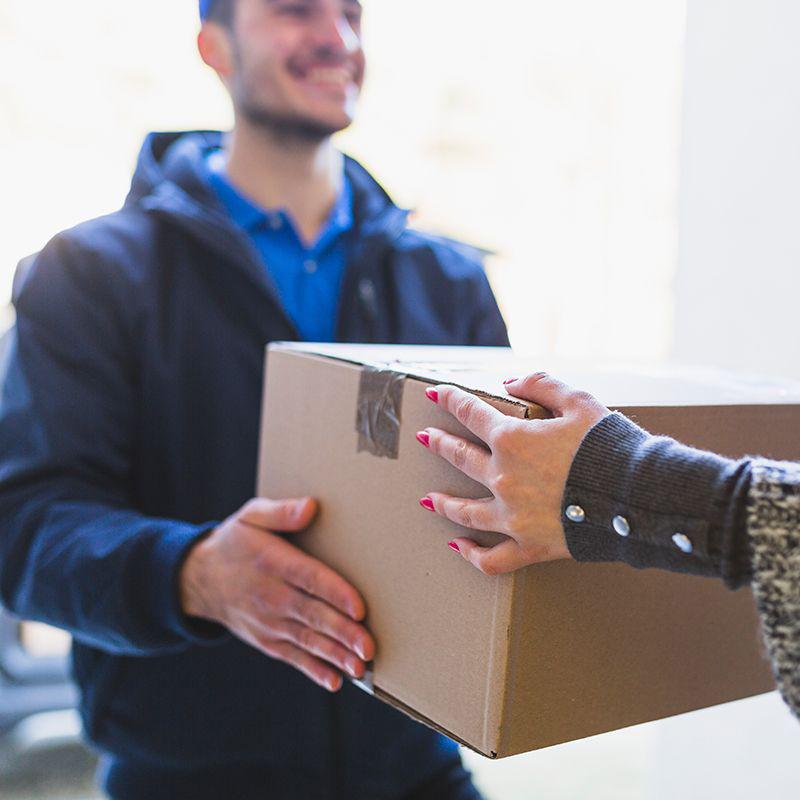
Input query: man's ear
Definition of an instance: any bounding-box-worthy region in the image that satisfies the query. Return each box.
[198,23,235,81]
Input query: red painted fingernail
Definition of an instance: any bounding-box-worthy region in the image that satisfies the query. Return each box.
[419,497,435,511]
[425,388,439,403]
[416,431,430,447]
[346,657,362,679]
[503,377,519,385]
[448,541,460,553]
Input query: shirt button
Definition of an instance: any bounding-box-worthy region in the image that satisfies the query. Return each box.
[304,259,318,274]
[565,505,586,523]
[672,533,693,554]
[612,515,630,537]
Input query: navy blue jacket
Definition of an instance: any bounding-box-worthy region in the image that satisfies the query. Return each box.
[0,132,508,798]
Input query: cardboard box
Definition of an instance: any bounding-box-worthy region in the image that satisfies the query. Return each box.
[257,343,800,758]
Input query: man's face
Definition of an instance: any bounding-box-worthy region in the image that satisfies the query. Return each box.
[222,0,365,139]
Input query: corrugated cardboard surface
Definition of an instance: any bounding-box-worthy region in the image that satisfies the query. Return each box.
[504,561,769,754]
[499,401,800,754]
[258,350,528,753]
[258,344,800,757]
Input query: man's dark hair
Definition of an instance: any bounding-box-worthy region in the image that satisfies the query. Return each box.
[205,0,235,27]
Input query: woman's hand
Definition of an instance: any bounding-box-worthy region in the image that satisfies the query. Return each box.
[418,372,609,575]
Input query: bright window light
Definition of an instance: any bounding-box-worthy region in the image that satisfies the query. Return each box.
[0,0,687,360]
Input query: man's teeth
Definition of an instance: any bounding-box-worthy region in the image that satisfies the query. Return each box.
[306,67,352,85]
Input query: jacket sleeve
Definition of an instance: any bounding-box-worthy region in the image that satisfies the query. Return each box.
[0,233,226,656]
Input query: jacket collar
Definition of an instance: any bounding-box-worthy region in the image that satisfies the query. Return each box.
[127,131,410,248]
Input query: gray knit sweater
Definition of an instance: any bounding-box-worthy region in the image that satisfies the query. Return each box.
[563,412,800,721]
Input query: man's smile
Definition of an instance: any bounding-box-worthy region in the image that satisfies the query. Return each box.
[287,59,361,98]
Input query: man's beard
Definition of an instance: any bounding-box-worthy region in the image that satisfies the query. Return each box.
[238,98,345,144]
[229,37,354,143]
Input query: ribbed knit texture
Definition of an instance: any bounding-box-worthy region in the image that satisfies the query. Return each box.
[563,412,752,586]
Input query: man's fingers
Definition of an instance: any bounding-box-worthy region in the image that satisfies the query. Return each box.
[239,498,366,619]
[422,493,496,533]
[286,591,375,662]
[451,537,530,576]
[256,637,343,693]
[277,544,367,622]
[503,373,601,419]
[240,497,318,533]
[271,619,366,680]
[429,385,507,445]
[420,428,490,484]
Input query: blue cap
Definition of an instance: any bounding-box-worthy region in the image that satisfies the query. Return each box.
[199,0,215,20]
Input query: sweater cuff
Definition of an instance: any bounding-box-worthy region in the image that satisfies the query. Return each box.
[561,412,753,587]
[149,521,229,646]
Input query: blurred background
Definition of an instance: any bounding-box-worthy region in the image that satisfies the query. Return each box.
[2,0,800,797]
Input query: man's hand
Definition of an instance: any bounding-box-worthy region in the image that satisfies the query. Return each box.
[418,373,609,575]
[180,497,375,692]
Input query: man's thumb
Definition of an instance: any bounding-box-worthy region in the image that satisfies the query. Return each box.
[240,497,318,532]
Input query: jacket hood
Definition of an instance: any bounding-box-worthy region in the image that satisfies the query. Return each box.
[124,130,409,241]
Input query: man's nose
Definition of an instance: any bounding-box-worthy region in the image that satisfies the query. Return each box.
[311,12,361,57]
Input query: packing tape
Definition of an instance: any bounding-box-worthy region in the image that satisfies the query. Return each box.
[355,366,406,459]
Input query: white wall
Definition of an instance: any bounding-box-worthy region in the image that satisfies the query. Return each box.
[675,0,800,377]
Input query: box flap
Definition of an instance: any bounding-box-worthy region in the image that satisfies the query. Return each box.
[270,342,800,408]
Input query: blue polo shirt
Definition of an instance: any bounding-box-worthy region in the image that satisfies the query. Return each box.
[204,149,353,342]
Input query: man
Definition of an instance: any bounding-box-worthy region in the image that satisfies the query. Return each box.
[0,0,507,798]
